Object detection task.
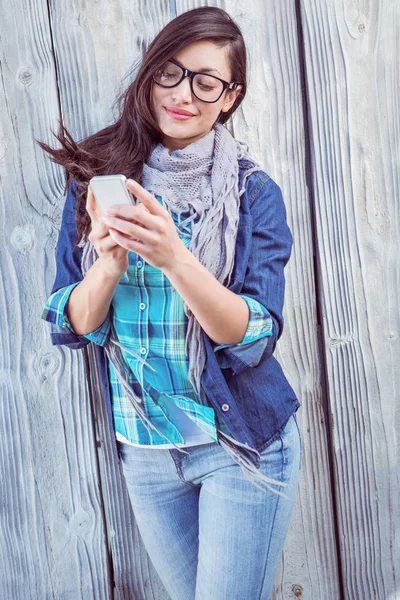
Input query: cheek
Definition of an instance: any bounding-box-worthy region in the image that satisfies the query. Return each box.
[203,102,223,122]
[151,85,164,113]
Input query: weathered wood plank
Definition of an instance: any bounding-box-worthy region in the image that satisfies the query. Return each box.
[299,1,400,598]
[48,2,173,598]
[0,0,112,598]
[4,0,396,597]
[174,1,341,597]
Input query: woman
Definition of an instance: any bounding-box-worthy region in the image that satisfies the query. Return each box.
[40,7,302,599]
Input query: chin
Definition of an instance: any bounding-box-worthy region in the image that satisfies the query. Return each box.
[160,122,196,139]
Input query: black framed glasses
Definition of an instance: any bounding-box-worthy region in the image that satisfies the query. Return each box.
[152,58,240,103]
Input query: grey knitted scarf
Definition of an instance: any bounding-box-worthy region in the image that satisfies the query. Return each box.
[81,123,288,499]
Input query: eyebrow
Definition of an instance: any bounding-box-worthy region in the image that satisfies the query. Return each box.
[172,58,223,77]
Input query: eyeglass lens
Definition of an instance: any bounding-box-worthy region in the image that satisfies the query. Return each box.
[154,61,224,102]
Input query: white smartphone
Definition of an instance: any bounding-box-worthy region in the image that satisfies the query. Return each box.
[89,174,136,216]
[89,174,136,283]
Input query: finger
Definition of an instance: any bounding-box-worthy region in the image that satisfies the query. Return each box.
[89,223,126,251]
[109,227,145,251]
[134,204,153,228]
[126,179,166,216]
[86,186,95,217]
[136,202,150,214]
[98,232,126,253]
[89,204,114,237]
[102,215,155,243]
[86,186,102,221]
[103,205,157,230]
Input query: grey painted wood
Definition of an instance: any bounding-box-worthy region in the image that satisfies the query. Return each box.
[0,0,112,598]
[48,2,173,599]
[2,0,398,598]
[299,1,400,598]
[84,344,167,600]
[172,1,341,597]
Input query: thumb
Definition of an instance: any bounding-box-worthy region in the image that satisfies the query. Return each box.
[86,185,101,221]
[136,202,150,213]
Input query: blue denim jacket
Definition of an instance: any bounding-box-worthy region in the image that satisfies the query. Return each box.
[46,161,300,467]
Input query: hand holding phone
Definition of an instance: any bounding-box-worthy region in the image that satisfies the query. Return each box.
[86,176,132,281]
[89,174,137,216]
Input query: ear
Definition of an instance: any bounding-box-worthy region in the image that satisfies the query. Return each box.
[221,84,243,113]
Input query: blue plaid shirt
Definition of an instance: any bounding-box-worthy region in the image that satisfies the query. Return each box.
[41,195,273,447]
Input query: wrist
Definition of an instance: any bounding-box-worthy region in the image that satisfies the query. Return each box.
[164,246,194,278]
[97,255,126,280]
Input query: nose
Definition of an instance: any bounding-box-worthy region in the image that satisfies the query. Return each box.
[172,76,193,104]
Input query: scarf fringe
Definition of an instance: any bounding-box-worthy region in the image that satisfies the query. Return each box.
[101,295,288,500]
[217,430,289,500]
[79,130,289,498]
[105,324,191,456]
[105,325,289,500]
[111,337,156,373]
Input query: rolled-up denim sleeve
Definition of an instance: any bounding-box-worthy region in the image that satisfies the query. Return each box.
[213,295,273,351]
[41,281,111,347]
[214,176,293,373]
[41,181,109,349]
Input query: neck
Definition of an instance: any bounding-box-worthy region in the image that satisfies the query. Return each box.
[162,127,215,152]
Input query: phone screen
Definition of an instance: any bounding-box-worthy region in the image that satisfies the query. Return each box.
[89,175,136,216]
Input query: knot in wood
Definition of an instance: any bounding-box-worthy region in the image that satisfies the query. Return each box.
[10,224,35,253]
[18,68,33,86]
[291,583,303,597]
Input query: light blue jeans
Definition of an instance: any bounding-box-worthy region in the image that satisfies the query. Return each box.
[117,412,301,600]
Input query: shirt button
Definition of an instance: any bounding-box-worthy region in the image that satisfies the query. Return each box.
[139,303,146,310]
[222,403,230,411]
[140,347,147,355]
[137,261,143,268]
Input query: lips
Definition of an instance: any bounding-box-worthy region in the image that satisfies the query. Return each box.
[165,106,195,116]
[164,106,196,121]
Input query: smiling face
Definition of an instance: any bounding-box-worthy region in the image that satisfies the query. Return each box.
[150,40,242,151]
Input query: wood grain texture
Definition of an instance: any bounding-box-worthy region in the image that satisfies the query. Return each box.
[2,0,397,598]
[48,1,173,598]
[175,0,341,597]
[0,0,111,598]
[299,1,400,598]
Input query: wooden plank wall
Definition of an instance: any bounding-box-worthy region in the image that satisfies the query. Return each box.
[1,1,110,599]
[0,0,398,598]
[299,2,400,598]
[176,1,340,597]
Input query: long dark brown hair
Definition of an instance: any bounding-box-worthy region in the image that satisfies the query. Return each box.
[37,6,248,248]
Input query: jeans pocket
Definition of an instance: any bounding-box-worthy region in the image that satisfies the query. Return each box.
[292,412,302,470]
